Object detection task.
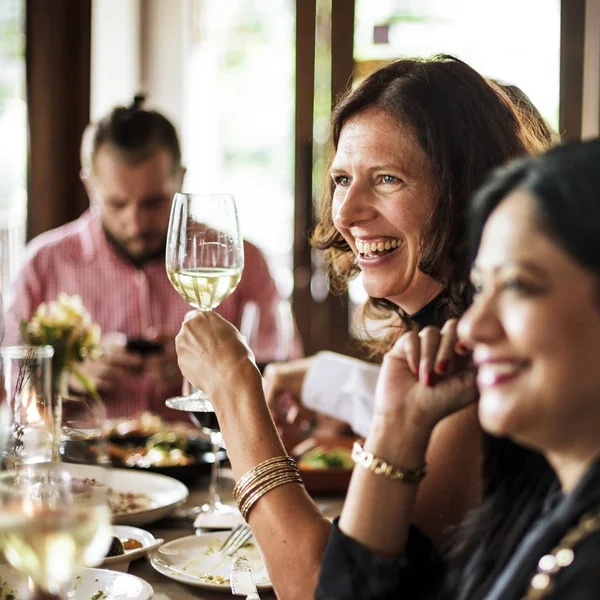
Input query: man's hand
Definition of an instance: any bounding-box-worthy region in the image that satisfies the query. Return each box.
[70,332,144,394]
[263,358,313,424]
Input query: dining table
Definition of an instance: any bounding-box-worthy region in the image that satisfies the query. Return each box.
[128,468,345,600]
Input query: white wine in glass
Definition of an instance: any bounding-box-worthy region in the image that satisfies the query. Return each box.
[0,463,112,599]
[168,267,241,310]
[165,193,244,412]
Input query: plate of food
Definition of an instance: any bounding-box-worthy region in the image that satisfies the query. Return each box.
[104,413,225,484]
[101,525,164,572]
[150,531,272,592]
[63,463,189,526]
[294,436,356,496]
[0,565,153,600]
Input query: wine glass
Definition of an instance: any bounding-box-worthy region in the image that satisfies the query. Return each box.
[239,299,298,372]
[0,462,112,599]
[182,300,298,520]
[188,407,234,518]
[0,346,112,599]
[165,192,244,412]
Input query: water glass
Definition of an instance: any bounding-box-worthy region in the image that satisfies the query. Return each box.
[0,346,55,467]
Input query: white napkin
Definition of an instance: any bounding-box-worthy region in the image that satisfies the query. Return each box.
[193,508,245,530]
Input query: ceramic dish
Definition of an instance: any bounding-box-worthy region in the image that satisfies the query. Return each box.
[0,565,153,600]
[150,531,272,592]
[63,463,189,526]
[101,525,164,572]
[294,436,356,496]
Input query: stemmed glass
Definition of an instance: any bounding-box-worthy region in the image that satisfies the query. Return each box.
[165,193,243,518]
[165,192,244,412]
[0,462,112,599]
[0,347,112,599]
[239,299,297,371]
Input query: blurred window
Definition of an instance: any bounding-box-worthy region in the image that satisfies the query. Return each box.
[183,0,295,298]
[0,0,26,294]
[349,0,561,321]
[354,0,560,127]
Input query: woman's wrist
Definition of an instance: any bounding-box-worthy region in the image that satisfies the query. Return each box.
[208,358,263,407]
[212,364,287,479]
[365,413,432,468]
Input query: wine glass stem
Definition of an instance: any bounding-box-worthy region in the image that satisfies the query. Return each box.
[209,431,222,508]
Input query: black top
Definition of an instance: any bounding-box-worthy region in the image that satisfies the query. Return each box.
[408,295,446,330]
[316,462,600,599]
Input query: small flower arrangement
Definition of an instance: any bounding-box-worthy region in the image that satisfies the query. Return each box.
[20,293,102,399]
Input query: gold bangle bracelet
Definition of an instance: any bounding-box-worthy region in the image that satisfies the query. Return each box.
[238,472,304,521]
[233,456,294,495]
[236,463,302,509]
[351,441,427,484]
[238,473,301,518]
[233,456,297,503]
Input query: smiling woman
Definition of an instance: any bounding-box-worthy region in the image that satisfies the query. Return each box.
[329,108,442,314]
[460,139,600,493]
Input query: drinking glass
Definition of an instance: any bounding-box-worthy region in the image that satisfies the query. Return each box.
[239,299,297,371]
[60,392,110,470]
[188,407,233,517]
[0,462,112,599]
[0,346,112,599]
[165,193,244,411]
[0,346,55,468]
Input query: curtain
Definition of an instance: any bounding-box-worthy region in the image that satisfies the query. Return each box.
[26,0,91,241]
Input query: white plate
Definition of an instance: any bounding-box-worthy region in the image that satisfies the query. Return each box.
[150,531,272,592]
[63,464,189,526]
[101,525,164,572]
[0,565,153,600]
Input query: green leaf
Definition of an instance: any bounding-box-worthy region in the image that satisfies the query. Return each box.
[71,368,103,406]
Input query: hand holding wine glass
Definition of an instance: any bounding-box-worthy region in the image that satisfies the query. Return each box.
[175,311,262,520]
[165,193,244,412]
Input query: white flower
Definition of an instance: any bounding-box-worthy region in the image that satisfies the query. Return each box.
[25,294,102,365]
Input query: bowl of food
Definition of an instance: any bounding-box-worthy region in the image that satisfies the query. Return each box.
[103,413,226,485]
[101,525,164,572]
[294,436,356,496]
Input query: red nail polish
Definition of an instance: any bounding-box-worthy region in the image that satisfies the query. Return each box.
[436,359,448,374]
[456,342,469,354]
[424,372,434,387]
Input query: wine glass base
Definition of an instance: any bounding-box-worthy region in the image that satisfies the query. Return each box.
[165,395,214,412]
[199,500,238,516]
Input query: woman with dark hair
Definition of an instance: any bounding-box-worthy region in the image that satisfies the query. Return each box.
[317,139,600,599]
[262,78,556,440]
[174,55,552,599]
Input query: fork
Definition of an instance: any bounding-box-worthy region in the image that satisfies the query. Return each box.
[218,523,253,556]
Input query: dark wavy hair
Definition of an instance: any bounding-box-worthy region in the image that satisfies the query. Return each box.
[311,55,554,357]
[81,94,181,173]
[442,139,600,598]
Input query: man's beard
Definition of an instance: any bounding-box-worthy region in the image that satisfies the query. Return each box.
[102,225,167,267]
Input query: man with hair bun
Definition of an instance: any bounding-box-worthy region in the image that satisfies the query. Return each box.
[5,96,293,419]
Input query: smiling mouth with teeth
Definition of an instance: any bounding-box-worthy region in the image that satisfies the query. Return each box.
[355,239,402,257]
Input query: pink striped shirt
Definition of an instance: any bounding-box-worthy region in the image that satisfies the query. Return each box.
[5,210,291,419]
